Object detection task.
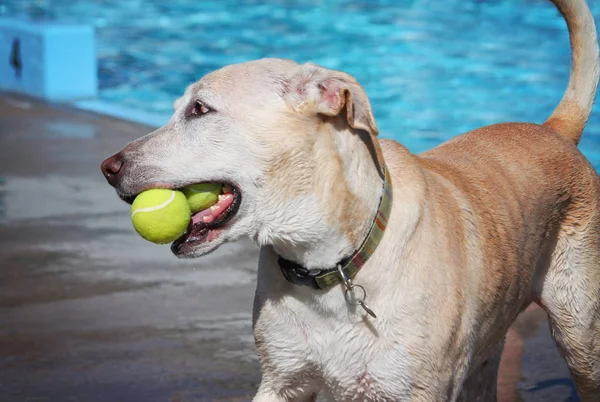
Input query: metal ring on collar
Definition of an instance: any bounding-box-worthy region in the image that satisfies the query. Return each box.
[344,284,367,306]
[337,264,353,290]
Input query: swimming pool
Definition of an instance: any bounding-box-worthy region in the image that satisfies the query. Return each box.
[6,0,600,168]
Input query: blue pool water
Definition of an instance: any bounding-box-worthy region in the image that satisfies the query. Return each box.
[6,0,600,169]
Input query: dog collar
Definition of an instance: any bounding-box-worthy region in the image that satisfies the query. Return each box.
[278,165,393,290]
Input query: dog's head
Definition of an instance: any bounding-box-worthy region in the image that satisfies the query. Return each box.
[101,58,383,263]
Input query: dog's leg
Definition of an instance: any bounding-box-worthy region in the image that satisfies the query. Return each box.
[537,228,600,401]
[253,383,318,402]
[455,343,503,402]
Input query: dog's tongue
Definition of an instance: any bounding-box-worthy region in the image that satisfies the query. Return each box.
[191,193,234,225]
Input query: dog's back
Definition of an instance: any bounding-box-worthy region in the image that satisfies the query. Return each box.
[410,0,600,397]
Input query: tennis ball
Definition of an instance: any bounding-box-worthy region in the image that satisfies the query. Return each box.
[130,189,191,244]
[182,183,223,213]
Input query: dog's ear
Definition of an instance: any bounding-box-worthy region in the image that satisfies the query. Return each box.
[314,72,379,138]
[285,63,384,175]
[286,63,379,137]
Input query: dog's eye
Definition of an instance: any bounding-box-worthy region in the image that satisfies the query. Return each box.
[191,101,210,116]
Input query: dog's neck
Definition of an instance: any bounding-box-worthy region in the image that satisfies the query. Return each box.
[260,119,384,270]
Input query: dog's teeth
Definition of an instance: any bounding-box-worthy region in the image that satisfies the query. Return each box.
[218,194,225,201]
[203,215,214,223]
[224,193,233,200]
[210,205,218,212]
[222,184,233,193]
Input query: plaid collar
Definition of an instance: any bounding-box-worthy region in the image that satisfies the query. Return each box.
[278,165,393,290]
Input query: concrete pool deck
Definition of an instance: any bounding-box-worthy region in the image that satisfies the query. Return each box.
[0,93,579,401]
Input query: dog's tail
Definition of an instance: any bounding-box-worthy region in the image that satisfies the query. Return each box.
[544,0,599,144]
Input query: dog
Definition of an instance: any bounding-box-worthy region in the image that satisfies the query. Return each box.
[101,0,600,400]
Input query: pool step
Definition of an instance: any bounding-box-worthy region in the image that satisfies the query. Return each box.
[0,18,97,101]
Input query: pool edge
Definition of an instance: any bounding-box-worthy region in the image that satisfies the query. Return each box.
[74,99,170,128]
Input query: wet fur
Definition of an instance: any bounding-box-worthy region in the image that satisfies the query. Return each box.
[102,0,600,400]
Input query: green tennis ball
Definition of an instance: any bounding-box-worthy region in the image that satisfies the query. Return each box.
[182,183,222,213]
[130,189,191,244]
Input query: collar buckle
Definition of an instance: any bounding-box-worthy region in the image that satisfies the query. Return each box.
[278,257,322,290]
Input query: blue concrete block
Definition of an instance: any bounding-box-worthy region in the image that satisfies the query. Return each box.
[0,18,97,100]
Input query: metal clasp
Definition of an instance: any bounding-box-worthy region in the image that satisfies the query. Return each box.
[337,265,377,319]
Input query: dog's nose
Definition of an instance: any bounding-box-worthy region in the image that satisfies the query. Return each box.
[101,152,126,187]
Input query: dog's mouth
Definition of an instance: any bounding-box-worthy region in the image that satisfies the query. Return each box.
[171,183,241,256]
[121,183,242,257]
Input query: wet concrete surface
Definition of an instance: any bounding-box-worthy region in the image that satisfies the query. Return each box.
[0,94,580,401]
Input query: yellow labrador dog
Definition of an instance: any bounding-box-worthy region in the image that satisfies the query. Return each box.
[101,0,600,400]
